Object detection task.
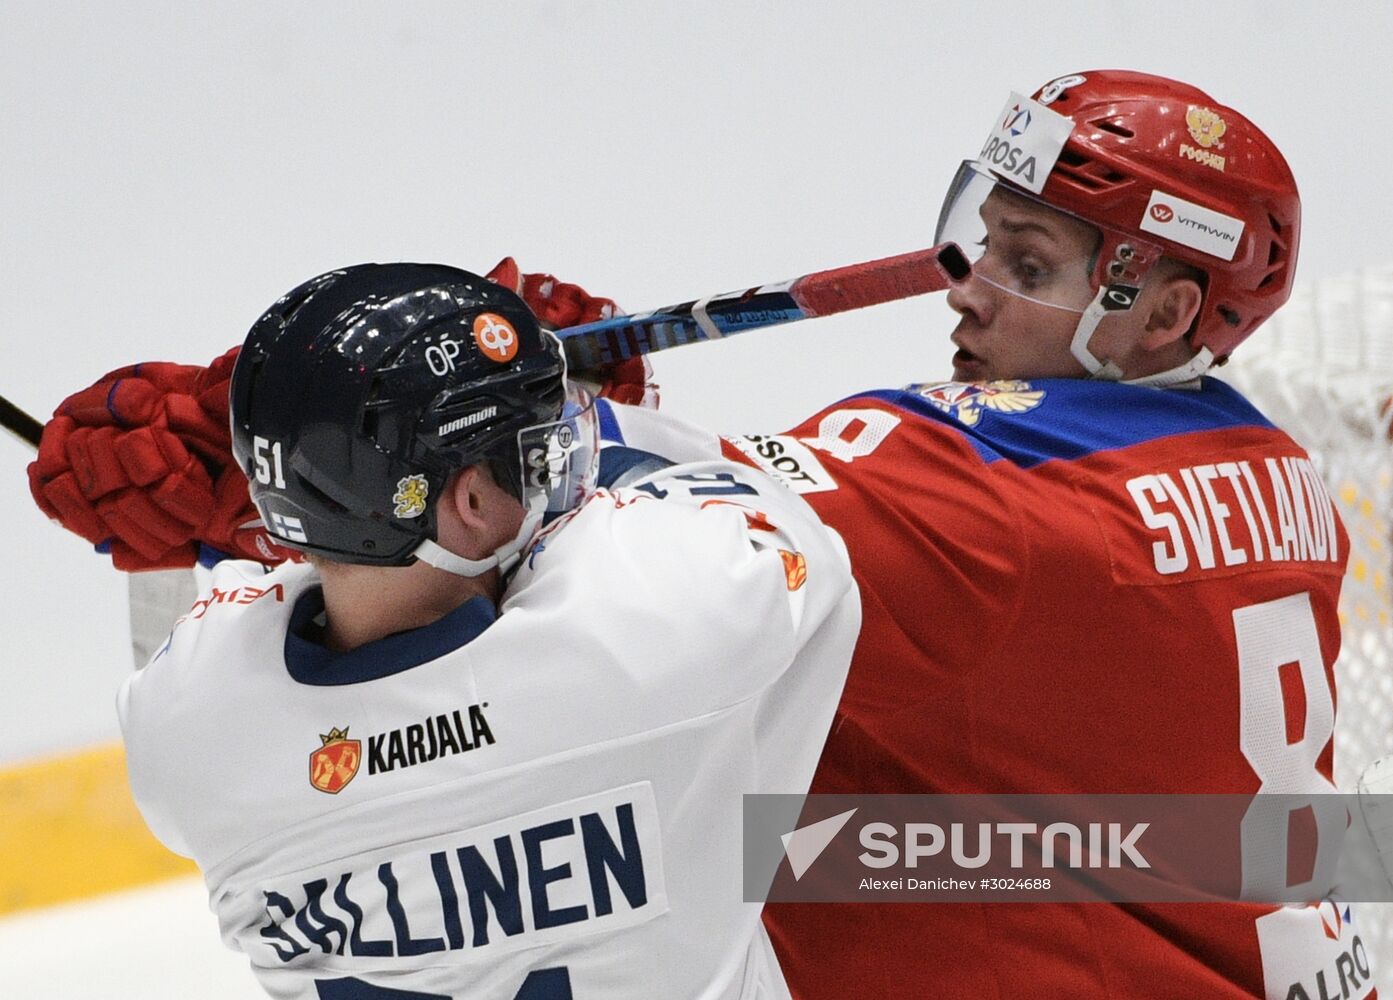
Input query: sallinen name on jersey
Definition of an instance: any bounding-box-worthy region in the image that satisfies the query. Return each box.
[254,786,662,964]
[1121,454,1341,577]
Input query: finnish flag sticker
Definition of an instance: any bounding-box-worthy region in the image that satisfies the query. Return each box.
[270,512,308,542]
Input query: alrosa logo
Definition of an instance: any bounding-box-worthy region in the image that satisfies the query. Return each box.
[1001,103,1031,136]
[979,137,1038,186]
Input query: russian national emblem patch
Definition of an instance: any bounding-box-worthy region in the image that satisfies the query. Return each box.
[393,474,430,519]
[310,727,361,794]
[908,379,1046,427]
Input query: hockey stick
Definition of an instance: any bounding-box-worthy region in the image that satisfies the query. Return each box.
[0,393,43,448]
[556,242,970,369]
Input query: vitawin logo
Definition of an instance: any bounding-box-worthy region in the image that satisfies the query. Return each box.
[310,727,361,794]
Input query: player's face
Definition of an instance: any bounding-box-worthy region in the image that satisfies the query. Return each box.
[945,189,1102,382]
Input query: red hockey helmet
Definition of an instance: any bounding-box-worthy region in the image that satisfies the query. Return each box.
[1016,70,1300,362]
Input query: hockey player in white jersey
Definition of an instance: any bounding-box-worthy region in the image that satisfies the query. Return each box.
[116,263,859,1000]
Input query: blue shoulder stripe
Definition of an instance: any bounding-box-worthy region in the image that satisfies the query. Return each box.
[850,376,1273,469]
[596,397,624,445]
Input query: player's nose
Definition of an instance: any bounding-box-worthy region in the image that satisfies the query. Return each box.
[945,267,995,326]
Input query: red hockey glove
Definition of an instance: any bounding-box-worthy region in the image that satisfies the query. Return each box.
[27,351,291,571]
[486,257,659,409]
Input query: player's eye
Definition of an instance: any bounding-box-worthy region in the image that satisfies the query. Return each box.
[1013,258,1050,291]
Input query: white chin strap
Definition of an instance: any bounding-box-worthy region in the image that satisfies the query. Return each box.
[1070,285,1215,389]
[409,509,544,579]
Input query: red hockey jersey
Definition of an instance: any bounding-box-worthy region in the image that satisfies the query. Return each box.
[716,377,1373,1000]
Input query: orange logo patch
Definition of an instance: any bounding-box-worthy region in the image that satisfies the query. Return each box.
[310,727,361,794]
[473,313,519,363]
[699,498,778,533]
[779,549,808,591]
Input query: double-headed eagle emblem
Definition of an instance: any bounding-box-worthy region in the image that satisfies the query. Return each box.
[908,380,1046,427]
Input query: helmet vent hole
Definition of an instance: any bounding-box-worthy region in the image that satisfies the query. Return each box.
[279,282,327,325]
[1053,153,1130,192]
[1091,118,1135,139]
[361,378,385,442]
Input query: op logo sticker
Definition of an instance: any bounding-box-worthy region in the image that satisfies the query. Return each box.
[393,474,430,518]
[910,379,1046,427]
[310,727,361,794]
[473,313,519,363]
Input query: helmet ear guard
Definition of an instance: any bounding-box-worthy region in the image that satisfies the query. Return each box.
[230,264,587,570]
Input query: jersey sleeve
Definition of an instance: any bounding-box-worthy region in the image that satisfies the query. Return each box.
[116,559,312,862]
[505,456,859,714]
[735,395,1025,670]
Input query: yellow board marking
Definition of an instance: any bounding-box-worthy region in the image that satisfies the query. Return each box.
[0,742,195,915]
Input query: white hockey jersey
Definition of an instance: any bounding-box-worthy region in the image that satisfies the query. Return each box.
[118,458,859,1000]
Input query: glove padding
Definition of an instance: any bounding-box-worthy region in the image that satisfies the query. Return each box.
[28,258,652,572]
[486,258,660,409]
[27,351,290,571]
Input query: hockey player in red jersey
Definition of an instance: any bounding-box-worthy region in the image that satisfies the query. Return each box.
[735,71,1371,1000]
[596,70,1372,998]
[25,70,1375,999]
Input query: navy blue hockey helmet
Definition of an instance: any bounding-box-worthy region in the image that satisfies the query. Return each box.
[230,263,593,567]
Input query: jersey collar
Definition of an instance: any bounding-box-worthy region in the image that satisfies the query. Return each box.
[284,588,496,686]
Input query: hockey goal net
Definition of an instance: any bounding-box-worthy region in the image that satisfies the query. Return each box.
[1224,262,1393,980]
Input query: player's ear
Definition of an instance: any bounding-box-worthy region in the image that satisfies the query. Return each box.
[1139,270,1204,351]
[441,465,491,534]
